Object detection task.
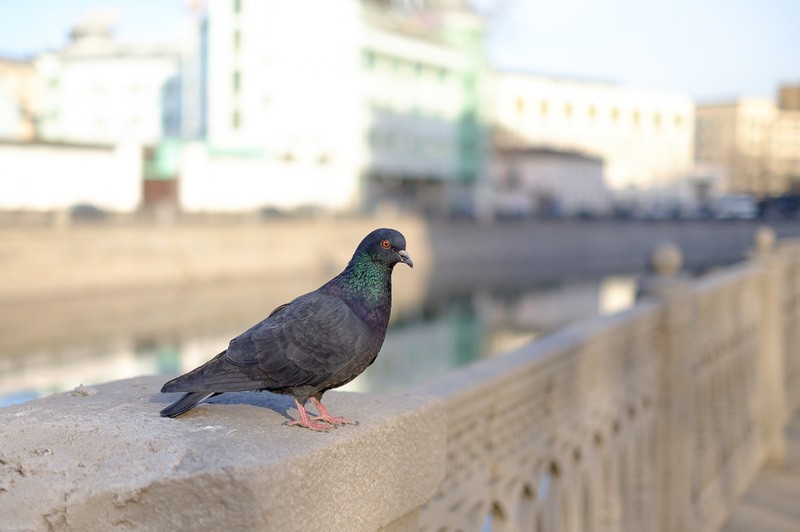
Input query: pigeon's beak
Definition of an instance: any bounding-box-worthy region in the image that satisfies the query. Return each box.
[397,250,414,268]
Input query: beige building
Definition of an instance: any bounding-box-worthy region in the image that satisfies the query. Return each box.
[492,71,695,206]
[695,86,800,196]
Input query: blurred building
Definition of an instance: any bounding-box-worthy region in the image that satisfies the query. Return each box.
[0,141,141,211]
[492,71,695,209]
[696,85,800,196]
[0,13,182,213]
[492,147,607,217]
[178,0,489,214]
[0,57,37,141]
[35,11,181,146]
[780,85,800,111]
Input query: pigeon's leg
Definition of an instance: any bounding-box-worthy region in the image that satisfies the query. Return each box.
[309,395,359,426]
[286,398,333,432]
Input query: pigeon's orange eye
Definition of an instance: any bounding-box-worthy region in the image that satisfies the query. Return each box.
[381,239,391,249]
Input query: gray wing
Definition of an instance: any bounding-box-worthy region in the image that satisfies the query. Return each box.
[161,292,372,394]
[227,292,374,390]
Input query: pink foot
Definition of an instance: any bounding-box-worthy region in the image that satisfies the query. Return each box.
[310,397,359,426]
[285,399,334,432]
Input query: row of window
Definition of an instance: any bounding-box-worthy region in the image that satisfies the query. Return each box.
[514,97,685,128]
[368,128,454,158]
[362,50,455,85]
[230,40,461,87]
[276,151,332,165]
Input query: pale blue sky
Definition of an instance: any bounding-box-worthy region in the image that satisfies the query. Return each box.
[0,0,797,102]
[479,0,800,101]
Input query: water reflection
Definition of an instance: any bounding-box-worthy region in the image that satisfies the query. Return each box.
[0,274,637,406]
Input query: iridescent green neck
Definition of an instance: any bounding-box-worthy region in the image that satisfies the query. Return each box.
[323,250,393,320]
[339,251,392,300]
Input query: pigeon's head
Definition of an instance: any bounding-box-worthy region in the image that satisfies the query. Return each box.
[358,228,414,269]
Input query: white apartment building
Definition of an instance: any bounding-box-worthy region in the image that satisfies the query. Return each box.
[36,12,181,146]
[181,0,488,214]
[696,90,800,195]
[493,71,695,206]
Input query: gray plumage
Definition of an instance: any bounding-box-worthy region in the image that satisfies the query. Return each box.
[159,228,413,430]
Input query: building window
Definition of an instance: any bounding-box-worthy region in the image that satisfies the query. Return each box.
[675,114,683,127]
[632,110,640,126]
[233,70,241,93]
[564,103,573,118]
[540,100,548,117]
[362,50,375,69]
[611,107,620,122]
[232,110,241,129]
[367,128,378,148]
[515,97,525,114]
[234,0,242,14]
[588,105,597,120]
[654,113,661,128]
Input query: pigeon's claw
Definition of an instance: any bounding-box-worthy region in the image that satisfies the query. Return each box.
[311,414,358,426]
[286,418,333,432]
[310,397,359,426]
[287,399,334,432]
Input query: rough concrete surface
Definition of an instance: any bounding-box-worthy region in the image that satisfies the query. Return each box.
[0,376,445,531]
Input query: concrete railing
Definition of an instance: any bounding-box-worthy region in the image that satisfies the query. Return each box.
[2,228,799,531]
[413,227,800,532]
[0,385,446,530]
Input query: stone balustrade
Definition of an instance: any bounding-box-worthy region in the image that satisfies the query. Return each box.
[2,228,799,531]
[414,228,800,532]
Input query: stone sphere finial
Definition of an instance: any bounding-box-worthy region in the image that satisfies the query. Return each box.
[754,225,776,254]
[650,242,683,278]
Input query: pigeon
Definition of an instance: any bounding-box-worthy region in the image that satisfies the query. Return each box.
[159,228,413,431]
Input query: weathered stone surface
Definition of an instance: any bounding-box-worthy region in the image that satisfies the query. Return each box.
[0,376,445,531]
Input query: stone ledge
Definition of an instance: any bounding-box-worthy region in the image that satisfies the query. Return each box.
[0,376,445,531]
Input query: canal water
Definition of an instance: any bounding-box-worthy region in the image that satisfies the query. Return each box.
[0,273,638,407]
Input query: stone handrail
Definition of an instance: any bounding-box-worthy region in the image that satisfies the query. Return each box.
[414,228,800,532]
[2,228,799,531]
[0,385,446,530]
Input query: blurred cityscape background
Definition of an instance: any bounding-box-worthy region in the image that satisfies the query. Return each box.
[0,0,798,405]
[0,0,797,220]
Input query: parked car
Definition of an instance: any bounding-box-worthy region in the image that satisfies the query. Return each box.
[758,194,800,219]
[714,195,757,219]
[69,203,107,221]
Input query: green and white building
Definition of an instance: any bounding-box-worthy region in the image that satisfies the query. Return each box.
[180,0,490,214]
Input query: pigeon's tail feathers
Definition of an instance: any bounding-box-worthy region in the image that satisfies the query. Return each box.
[160,391,217,418]
[160,349,271,393]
